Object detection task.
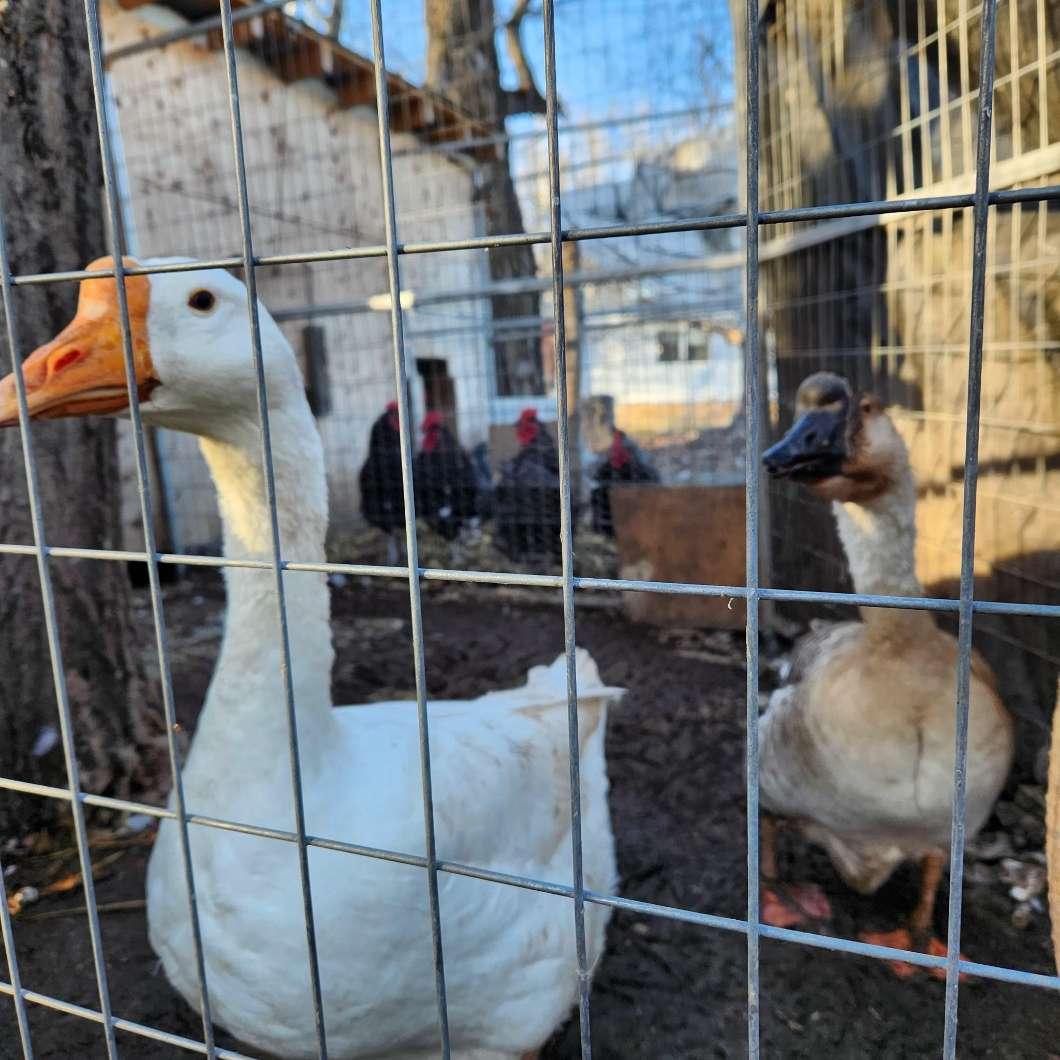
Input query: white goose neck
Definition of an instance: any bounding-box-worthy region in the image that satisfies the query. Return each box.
[192,395,336,770]
[832,465,928,628]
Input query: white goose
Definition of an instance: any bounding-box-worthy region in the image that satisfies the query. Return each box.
[758,372,1014,976]
[0,258,623,1059]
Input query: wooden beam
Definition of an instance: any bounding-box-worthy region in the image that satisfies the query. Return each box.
[273,38,324,83]
[204,17,258,51]
[389,90,425,133]
[335,66,376,109]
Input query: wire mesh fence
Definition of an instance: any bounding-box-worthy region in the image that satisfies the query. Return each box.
[0,0,1058,1058]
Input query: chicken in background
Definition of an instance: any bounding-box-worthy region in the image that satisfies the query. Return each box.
[358,401,405,563]
[589,428,659,536]
[470,441,495,520]
[413,411,479,541]
[495,407,563,563]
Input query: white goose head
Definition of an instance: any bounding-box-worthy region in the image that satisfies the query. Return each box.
[0,256,303,440]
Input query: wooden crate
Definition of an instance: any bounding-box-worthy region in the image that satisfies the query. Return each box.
[609,483,746,629]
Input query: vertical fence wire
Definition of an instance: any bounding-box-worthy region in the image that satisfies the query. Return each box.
[366,0,452,1052]
[0,203,120,1060]
[215,2,328,1055]
[0,817,32,1056]
[81,3,218,1054]
[942,0,999,1053]
[541,0,596,1054]
[742,0,762,1054]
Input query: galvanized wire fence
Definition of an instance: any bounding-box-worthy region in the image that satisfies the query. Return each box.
[0,1,1059,1059]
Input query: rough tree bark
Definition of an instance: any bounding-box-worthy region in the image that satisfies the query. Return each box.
[425,0,546,395]
[0,1,166,838]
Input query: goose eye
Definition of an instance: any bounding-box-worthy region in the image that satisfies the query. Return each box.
[188,289,217,313]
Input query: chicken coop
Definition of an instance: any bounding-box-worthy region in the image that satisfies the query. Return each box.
[2,0,1060,1059]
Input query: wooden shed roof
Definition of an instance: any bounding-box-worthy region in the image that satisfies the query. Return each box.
[113,0,497,161]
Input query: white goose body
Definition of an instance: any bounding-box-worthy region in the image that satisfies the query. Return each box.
[0,259,620,1059]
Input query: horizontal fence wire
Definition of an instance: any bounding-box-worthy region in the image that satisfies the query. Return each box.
[6,186,1060,287]
[0,767,1058,983]
[1,541,1056,618]
[0,0,1056,1056]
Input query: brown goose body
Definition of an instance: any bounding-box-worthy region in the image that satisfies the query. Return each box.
[761,613,1012,893]
[760,372,1014,914]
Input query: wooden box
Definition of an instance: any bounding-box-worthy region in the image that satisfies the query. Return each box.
[609,482,746,629]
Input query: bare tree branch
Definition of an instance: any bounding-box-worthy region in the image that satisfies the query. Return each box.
[327,0,344,41]
[424,0,548,392]
[501,0,548,117]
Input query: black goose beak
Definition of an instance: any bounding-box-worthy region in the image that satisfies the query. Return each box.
[763,407,848,479]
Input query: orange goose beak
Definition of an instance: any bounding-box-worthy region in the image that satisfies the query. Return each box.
[0,256,157,428]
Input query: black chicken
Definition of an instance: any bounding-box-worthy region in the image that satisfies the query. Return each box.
[494,408,563,562]
[470,441,495,520]
[358,401,408,565]
[589,428,658,536]
[413,411,478,540]
[359,402,406,537]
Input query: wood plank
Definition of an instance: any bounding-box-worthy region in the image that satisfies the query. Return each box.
[335,68,376,108]
[610,484,747,629]
[389,91,424,133]
[274,38,324,83]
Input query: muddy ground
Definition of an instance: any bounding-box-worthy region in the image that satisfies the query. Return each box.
[2,572,1058,1059]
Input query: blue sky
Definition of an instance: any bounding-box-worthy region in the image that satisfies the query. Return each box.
[315,0,735,126]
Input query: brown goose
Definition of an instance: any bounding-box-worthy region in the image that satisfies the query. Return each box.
[758,371,1014,977]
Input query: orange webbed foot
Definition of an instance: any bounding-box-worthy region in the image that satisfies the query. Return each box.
[859,929,971,982]
[761,882,833,928]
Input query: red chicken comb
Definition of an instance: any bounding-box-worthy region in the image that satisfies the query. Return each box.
[421,411,445,431]
[385,400,399,413]
[517,407,538,423]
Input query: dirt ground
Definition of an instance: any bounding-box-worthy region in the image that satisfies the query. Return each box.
[2,571,1058,1059]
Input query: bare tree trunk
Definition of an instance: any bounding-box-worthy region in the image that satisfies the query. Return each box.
[0,0,166,838]
[327,0,344,39]
[425,0,545,395]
